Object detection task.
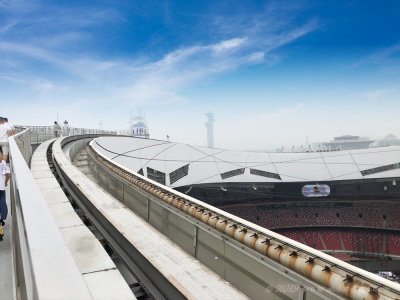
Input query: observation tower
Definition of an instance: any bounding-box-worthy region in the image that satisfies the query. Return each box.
[205,111,214,148]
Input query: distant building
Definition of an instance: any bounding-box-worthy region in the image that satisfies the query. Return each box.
[377,134,400,147]
[320,135,375,150]
[130,109,149,139]
[205,112,215,148]
[132,121,149,139]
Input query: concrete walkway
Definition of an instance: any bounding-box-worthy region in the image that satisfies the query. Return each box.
[31,139,134,300]
[0,184,16,300]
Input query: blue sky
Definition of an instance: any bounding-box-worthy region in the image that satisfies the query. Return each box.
[0,0,399,150]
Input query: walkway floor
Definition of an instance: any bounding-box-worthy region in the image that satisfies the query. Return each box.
[0,184,16,300]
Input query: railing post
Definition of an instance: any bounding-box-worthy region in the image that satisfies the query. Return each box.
[193,226,198,257]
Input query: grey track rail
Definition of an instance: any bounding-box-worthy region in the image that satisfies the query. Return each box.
[51,144,182,300]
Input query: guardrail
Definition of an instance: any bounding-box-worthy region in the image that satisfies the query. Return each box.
[9,128,92,299]
[88,138,400,300]
[12,126,32,165]
[8,126,119,299]
[18,126,116,144]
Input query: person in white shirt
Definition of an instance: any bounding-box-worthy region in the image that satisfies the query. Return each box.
[53,121,61,137]
[4,118,15,135]
[0,152,10,229]
[0,117,11,163]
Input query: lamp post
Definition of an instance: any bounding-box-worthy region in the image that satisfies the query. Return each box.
[63,120,69,136]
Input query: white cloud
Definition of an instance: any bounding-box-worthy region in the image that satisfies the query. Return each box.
[351,43,400,73]
[0,18,316,105]
[256,103,305,119]
[0,75,23,83]
[33,79,55,92]
[359,86,399,100]
[210,38,247,52]
[0,0,320,108]
[364,43,400,64]
[0,21,17,34]
[0,73,57,91]
[116,29,312,104]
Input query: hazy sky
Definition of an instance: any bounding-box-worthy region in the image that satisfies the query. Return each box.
[0,0,399,150]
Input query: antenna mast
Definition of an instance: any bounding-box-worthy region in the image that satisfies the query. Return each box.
[131,109,147,125]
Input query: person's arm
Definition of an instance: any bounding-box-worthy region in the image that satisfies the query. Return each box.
[7,130,11,137]
[5,173,10,187]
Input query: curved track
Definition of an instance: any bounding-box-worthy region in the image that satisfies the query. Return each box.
[53,135,248,300]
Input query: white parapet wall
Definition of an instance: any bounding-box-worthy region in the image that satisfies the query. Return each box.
[31,139,135,300]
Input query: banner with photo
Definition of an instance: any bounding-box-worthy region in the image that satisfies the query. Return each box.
[302,185,330,197]
[133,125,147,138]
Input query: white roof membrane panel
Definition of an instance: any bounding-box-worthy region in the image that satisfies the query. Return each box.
[213,150,249,166]
[352,150,400,169]
[321,152,356,164]
[269,152,322,164]
[187,158,220,184]
[165,144,192,172]
[96,136,138,154]
[113,156,143,174]
[245,152,274,168]
[274,159,331,182]
[136,143,174,161]
[92,142,115,160]
[93,137,400,187]
[325,164,362,180]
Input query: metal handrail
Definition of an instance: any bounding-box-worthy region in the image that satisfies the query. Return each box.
[12,126,31,165]
[8,129,93,299]
[18,126,116,145]
[89,138,400,300]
